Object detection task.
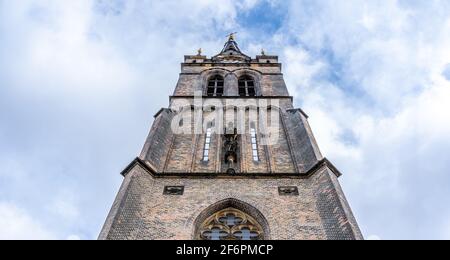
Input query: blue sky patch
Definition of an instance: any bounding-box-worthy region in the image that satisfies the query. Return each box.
[237,1,287,35]
[443,64,450,81]
[1,0,450,241]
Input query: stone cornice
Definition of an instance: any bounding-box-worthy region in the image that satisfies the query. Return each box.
[121,157,342,179]
[179,72,284,76]
[181,62,282,68]
[169,95,294,101]
[287,108,309,119]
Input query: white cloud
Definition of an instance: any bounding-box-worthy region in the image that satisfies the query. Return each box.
[66,234,81,240]
[1,0,450,240]
[280,0,450,239]
[48,190,80,221]
[1,0,136,98]
[284,46,326,98]
[285,0,450,110]
[366,235,381,241]
[0,0,265,241]
[0,202,55,240]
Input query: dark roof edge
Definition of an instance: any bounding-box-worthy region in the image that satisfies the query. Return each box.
[121,157,342,178]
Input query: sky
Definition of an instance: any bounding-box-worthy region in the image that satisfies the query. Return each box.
[1,0,450,240]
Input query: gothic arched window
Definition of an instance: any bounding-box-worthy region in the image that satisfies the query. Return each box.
[199,208,263,240]
[238,75,256,97]
[207,75,224,97]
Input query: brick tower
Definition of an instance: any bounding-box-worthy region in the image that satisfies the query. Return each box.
[99,35,363,240]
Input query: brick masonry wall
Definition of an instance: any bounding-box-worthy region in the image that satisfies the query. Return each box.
[260,74,290,96]
[283,109,323,172]
[99,163,363,240]
[164,134,195,173]
[173,74,202,96]
[101,51,363,240]
[243,116,270,173]
[173,63,289,98]
[139,109,175,172]
[146,100,305,174]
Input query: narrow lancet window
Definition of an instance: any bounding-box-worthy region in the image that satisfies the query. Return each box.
[250,126,259,162]
[203,127,212,161]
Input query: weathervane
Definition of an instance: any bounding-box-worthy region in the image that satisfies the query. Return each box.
[227,32,237,41]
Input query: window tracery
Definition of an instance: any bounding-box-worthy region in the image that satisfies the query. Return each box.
[199,208,264,240]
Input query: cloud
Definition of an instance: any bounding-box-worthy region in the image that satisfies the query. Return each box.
[0,202,55,240]
[284,0,450,110]
[48,190,80,221]
[1,0,450,240]
[0,0,266,240]
[66,234,81,240]
[366,235,381,241]
[279,0,450,239]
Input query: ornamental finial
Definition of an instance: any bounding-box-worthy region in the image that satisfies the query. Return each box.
[197,48,202,56]
[227,32,237,41]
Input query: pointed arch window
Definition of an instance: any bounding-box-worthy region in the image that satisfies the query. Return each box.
[199,208,263,240]
[238,75,256,97]
[207,75,224,97]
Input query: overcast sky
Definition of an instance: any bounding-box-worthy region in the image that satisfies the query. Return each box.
[1,0,450,240]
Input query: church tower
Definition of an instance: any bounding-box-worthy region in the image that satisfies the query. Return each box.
[99,35,363,240]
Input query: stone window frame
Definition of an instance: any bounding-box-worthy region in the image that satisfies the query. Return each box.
[198,208,264,240]
[201,68,263,97]
[193,198,271,240]
[238,75,256,97]
[206,75,225,97]
[233,69,262,97]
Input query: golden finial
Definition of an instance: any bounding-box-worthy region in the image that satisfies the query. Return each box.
[227,32,237,41]
[197,48,202,56]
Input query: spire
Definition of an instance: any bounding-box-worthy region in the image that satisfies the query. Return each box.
[212,33,251,63]
[221,32,242,54]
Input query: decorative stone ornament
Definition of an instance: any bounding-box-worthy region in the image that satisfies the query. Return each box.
[199,208,263,240]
